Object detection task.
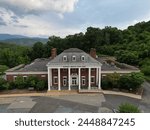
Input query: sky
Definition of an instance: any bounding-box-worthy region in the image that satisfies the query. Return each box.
[0,0,150,38]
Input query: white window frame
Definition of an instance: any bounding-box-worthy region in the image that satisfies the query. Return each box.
[72,55,76,61]
[63,76,67,86]
[91,76,95,83]
[41,75,46,78]
[13,76,17,81]
[82,76,86,85]
[53,76,58,84]
[23,76,28,81]
[81,55,85,61]
[63,56,67,61]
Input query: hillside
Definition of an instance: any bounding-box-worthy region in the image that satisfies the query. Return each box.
[0,34,48,46]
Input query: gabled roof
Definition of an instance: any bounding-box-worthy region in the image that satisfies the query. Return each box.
[47,48,102,67]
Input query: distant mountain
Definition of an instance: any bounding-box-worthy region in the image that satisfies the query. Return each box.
[0,34,28,40]
[0,34,48,46]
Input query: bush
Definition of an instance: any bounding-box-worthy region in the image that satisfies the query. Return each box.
[25,76,39,88]
[0,78,8,90]
[118,103,140,113]
[141,65,150,76]
[35,80,45,91]
[14,76,26,89]
[101,78,111,90]
[119,72,144,92]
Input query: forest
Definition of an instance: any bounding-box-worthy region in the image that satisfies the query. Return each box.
[0,21,150,80]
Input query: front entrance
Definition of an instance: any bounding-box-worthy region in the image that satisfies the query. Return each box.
[71,76,78,86]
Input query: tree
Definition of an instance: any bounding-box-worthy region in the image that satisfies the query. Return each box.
[31,42,44,60]
[0,65,9,75]
[118,103,140,113]
[0,78,8,90]
[105,73,120,88]
[119,72,144,91]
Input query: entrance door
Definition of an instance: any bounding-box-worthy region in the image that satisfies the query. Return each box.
[71,77,78,86]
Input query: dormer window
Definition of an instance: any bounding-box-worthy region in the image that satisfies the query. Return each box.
[81,55,85,61]
[72,55,76,61]
[63,56,67,61]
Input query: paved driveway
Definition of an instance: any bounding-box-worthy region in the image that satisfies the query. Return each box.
[0,82,150,113]
[102,81,150,113]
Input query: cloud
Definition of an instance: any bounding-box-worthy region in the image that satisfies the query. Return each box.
[0,0,79,16]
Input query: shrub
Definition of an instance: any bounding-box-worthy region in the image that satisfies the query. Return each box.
[119,72,144,92]
[25,76,39,88]
[101,78,111,90]
[14,76,26,89]
[0,78,8,90]
[141,65,150,76]
[118,103,140,113]
[35,80,45,91]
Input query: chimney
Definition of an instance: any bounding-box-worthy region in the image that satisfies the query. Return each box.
[51,48,57,59]
[90,48,96,59]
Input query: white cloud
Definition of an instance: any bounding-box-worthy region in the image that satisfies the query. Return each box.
[0,7,80,37]
[0,0,79,15]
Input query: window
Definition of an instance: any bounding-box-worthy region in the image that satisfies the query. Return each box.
[23,76,27,81]
[63,56,67,61]
[91,68,95,71]
[63,76,67,86]
[53,76,58,84]
[72,55,76,61]
[91,76,95,83]
[63,69,67,72]
[13,76,17,81]
[41,75,46,78]
[82,76,86,85]
[81,55,85,61]
[81,68,85,71]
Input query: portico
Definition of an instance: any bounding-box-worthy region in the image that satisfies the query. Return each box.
[47,66,101,91]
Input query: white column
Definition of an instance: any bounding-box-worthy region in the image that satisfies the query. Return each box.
[88,68,91,90]
[78,68,81,90]
[50,68,52,87]
[68,68,71,90]
[58,68,61,91]
[48,68,50,91]
[96,68,98,86]
[98,67,101,89]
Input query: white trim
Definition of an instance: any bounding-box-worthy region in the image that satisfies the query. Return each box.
[63,56,67,62]
[63,76,67,86]
[101,70,140,74]
[6,71,47,75]
[72,55,76,61]
[13,76,17,81]
[98,67,101,89]
[81,55,85,61]
[53,76,58,84]
[23,76,28,81]
[81,76,86,86]
[41,75,46,78]
[48,68,50,91]
[88,68,91,90]
[58,68,61,91]
[78,68,81,90]
[68,68,71,90]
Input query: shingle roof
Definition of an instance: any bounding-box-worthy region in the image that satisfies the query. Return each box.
[47,48,102,67]
[14,58,50,72]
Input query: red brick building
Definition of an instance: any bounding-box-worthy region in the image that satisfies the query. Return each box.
[5,48,140,91]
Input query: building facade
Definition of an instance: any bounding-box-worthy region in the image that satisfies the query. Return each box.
[5,48,140,91]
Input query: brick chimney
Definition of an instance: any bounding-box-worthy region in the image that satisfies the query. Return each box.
[90,48,96,59]
[51,48,57,59]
